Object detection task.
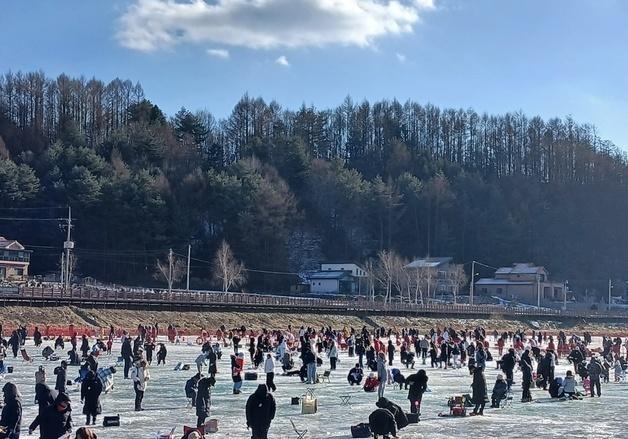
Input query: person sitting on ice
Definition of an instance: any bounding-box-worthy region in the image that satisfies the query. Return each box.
[559,370,578,398]
[96,366,116,393]
[347,363,364,385]
[54,336,65,351]
[390,368,406,389]
[490,374,508,408]
[363,373,379,392]
[281,352,294,373]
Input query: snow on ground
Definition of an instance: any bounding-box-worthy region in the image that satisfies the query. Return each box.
[2,336,626,438]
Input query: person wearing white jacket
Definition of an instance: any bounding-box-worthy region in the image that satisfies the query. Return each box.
[131,360,150,411]
[278,339,287,360]
[264,354,276,392]
[328,341,339,371]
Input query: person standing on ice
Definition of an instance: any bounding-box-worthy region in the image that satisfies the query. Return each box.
[195,376,215,428]
[328,341,339,371]
[377,352,387,399]
[185,373,201,407]
[264,354,276,392]
[80,371,102,426]
[0,382,22,439]
[245,384,276,439]
[405,369,428,416]
[587,356,603,397]
[231,354,244,394]
[519,349,533,402]
[130,360,149,411]
[54,361,68,395]
[121,337,133,379]
[29,392,73,439]
[156,343,167,366]
[470,366,487,416]
[387,340,395,367]
[303,347,316,385]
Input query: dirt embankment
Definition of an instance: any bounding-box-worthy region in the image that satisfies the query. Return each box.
[0,305,627,335]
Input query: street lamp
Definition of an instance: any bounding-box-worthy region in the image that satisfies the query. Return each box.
[536,273,541,309]
[563,280,568,311]
[469,261,479,306]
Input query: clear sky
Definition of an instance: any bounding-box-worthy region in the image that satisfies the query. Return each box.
[2,0,627,147]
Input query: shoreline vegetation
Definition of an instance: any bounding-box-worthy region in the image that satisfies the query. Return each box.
[0,305,626,335]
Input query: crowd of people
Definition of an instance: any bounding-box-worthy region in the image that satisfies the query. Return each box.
[0,323,624,438]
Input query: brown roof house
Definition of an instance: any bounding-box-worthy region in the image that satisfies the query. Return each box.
[0,237,31,281]
[475,262,565,305]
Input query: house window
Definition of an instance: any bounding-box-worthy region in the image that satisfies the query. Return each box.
[15,268,24,276]
[496,288,503,295]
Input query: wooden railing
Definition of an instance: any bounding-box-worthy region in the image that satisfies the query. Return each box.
[4,285,626,320]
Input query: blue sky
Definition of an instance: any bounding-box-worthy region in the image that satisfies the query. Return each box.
[2,0,627,147]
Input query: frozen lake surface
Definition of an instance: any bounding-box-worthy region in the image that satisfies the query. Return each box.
[2,336,626,438]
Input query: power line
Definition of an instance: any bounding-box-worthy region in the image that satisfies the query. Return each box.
[175,253,300,276]
[0,206,65,211]
[0,217,67,222]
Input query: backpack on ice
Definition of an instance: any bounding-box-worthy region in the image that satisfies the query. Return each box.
[351,423,371,438]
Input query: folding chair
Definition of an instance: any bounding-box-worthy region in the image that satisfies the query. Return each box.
[321,370,331,383]
[339,395,352,406]
[500,391,513,409]
[290,419,308,439]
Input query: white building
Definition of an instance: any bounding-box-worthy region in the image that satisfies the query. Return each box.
[307,262,367,295]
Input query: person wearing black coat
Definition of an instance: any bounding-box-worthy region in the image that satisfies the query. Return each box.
[80,336,90,358]
[406,369,428,415]
[471,366,487,415]
[500,348,517,390]
[519,350,533,402]
[144,341,155,365]
[33,328,42,348]
[68,349,80,366]
[185,374,201,407]
[376,397,408,430]
[54,336,64,351]
[81,371,102,425]
[85,354,98,373]
[368,408,397,439]
[29,392,72,439]
[0,382,21,439]
[206,349,217,378]
[195,377,215,428]
[245,384,276,439]
[490,374,508,408]
[156,344,167,366]
[34,384,55,416]
[121,338,133,379]
[54,361,68,395]
[8,333,19,359]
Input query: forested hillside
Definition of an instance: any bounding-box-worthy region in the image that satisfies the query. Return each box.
[1,71,626,297]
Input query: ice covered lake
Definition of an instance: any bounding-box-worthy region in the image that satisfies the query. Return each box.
[2,335,626,438]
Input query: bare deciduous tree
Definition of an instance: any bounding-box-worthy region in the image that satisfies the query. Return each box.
[154,250,185,293]
[375,250,405,303]
[213,240,247,292]
[450,264,468,304]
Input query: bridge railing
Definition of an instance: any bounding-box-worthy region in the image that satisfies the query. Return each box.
[7,285,624,319]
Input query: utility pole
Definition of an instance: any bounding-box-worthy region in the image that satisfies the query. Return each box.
[470,260,475,305]
[608,278,612,312]
[536,274,541,309]
[563,280,568,311]
[168,248,173,294]
[62,206,74,292]
[186,244,191,292]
